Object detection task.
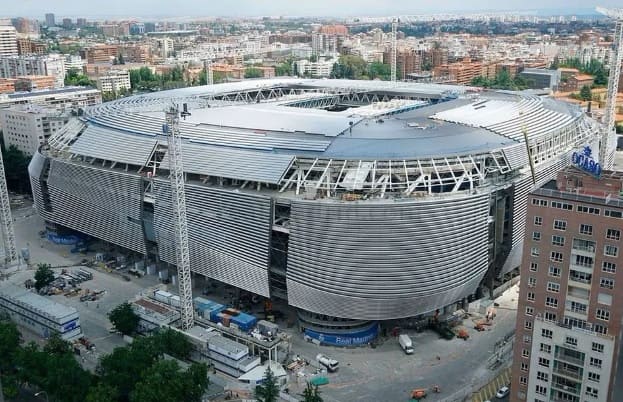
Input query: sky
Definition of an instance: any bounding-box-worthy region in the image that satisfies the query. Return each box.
[2,0,621,19]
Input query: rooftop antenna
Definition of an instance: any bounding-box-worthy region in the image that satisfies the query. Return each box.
[596,6,623,168]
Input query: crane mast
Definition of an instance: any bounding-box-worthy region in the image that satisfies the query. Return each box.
[0,150,17,266]
[391,18,398,84]
[164,105,194,330]
[597,7,623,168]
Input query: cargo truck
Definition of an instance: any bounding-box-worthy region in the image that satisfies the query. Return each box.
[316,354,339,372]
[399,334,414,354]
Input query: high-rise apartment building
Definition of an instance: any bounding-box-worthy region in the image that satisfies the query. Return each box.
[511,165,623,402]
[0,105,70,155]
[0,54,66,88]
[382,48,423,79]
[45,13,55,27]
[96,70,131,93]
[0,26,18,57]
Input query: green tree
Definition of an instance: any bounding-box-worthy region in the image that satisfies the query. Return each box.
[0,143,32,194]
[153,328,193,360]
[255,366,280,402]
[45,353,93,402]
[301,382,323,402]
[85,383,118,402]
[580,85,592,101]
[368,62,391,80]
[471,76,492,87]
[108,302,139,335]
[617,124,623,134]
[0,320,21,399]
[65,68,95,87]
[43,333,72,355]
[34,263,55,292]
[330,55,368,79]
[244,67,263,79]
[129,360,208,402]
[275,59,293,76]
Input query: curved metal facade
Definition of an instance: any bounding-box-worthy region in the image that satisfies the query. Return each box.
[286,193,490,320]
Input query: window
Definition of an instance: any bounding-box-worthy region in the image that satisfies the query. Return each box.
[577,205,600,215]
[519,376,527,385]
[532,231,541,241]
[527,292,535,302]
[600,278,614,290]
[568,301,587,314]
[553,220,567,231]
[523,334,532,344]
[520,362,529,371]
[532,198,547,206]
[536,372,549,382]
[547,282,560,293]
[580,223,593,235]
[528,277,537,287]
[574,254,594,268]
[534,216,543,226]
[605,209,622,218]
[602,261,616,273]
[541,329,553,339]
[592,342,604,353]
[552,235,565,246]
[544,311,557,322]
[585,386,598,398]
[594,323,608,334]
[530,262,539,272]
[548,266,560,277]
[588,372,601,383]
[598,293,612,306]
[524,320,533,330]
[522,348,530,358]
[552,201,573,210]
[531,247,540,257]
[550,251,563,262]
[538,357,550,367]
[565,336,577,346]
[596,308,610,321]
[545,296,558,308]
[539,343,551,353]
[606,228,621,240]
[535,385,547,396]
[604,245,618,257]
[569,268,592,284]
[590,357,602,368]
[526,306,534,316]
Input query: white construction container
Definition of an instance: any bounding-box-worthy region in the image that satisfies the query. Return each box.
[154,290,172,304]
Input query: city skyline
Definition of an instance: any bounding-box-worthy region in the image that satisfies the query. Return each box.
[3,0,622,19]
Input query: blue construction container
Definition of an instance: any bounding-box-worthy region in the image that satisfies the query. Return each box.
[230,311,257,331]
[208,305,227,322]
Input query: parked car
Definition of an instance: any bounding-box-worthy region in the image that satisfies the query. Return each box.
[495,386,510,399]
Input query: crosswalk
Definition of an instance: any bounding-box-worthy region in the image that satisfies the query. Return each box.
[471,367,511,402]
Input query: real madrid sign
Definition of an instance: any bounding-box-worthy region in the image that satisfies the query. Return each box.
[571,146,602,177]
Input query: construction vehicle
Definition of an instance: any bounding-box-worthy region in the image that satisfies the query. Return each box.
[456,328,469,340]
[410,388,427,400]
[316,354,339,372]
[399,334,414,354]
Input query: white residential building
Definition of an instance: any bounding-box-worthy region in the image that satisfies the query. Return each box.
[64,54,86,72]
[0,26,18,57]
[296,58,337,78]
[0,54,66,88]
[96,70,131,93]
[0,105,70,154]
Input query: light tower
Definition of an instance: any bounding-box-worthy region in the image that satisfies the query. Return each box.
[391,18,399,84]
[164,105,194,330]
[596,6,623,168]
[0,150,17,266]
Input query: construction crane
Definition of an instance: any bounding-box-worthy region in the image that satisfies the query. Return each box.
[204,59,214,86]
[163,104,194,330]
[596,6,623,168]
[391,18,399,84]
[0,150,17,266]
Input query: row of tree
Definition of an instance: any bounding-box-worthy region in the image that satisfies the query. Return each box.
[0,317,209,402]
[0,140,32,195]
[470,69,530,91]
[551,57,609,86]
[330,55,391,80]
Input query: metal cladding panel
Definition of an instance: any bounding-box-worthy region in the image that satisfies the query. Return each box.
[69,125,157,166]
[28,152,48,217]
[153,180,271,297]
[501,143,529,171]
[159,143,295,184]
[286,193,490,320]
[43,160,146,254]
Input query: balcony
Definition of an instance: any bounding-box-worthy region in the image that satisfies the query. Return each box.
[551,382,581,396]
[553,367,583,381]
[567,286,590,301]
[567,276,591,289]
[554,352,585,367]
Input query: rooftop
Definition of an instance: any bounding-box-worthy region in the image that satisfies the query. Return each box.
[0,284,78,321]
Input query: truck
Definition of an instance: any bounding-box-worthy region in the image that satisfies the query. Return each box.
[399,334,414,354]
[316,353,339,372]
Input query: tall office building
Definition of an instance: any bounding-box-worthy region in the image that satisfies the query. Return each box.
[45,13,55,27]
[511,165,623,402]
[0,26,18,57]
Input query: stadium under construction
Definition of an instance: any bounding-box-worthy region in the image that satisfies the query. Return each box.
[28,78,606,344]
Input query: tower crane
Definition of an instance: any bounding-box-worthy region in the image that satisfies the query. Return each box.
[596,6,623,168]
[204,59,214,86]
[0,150,17,266]
[391,17,399,84]
[163,104,194,330]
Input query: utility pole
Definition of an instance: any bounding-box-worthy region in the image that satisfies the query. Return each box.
[164,105,194,330]
[0,149,17,266]
[596,7,623,168]
[391,17,398,84]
